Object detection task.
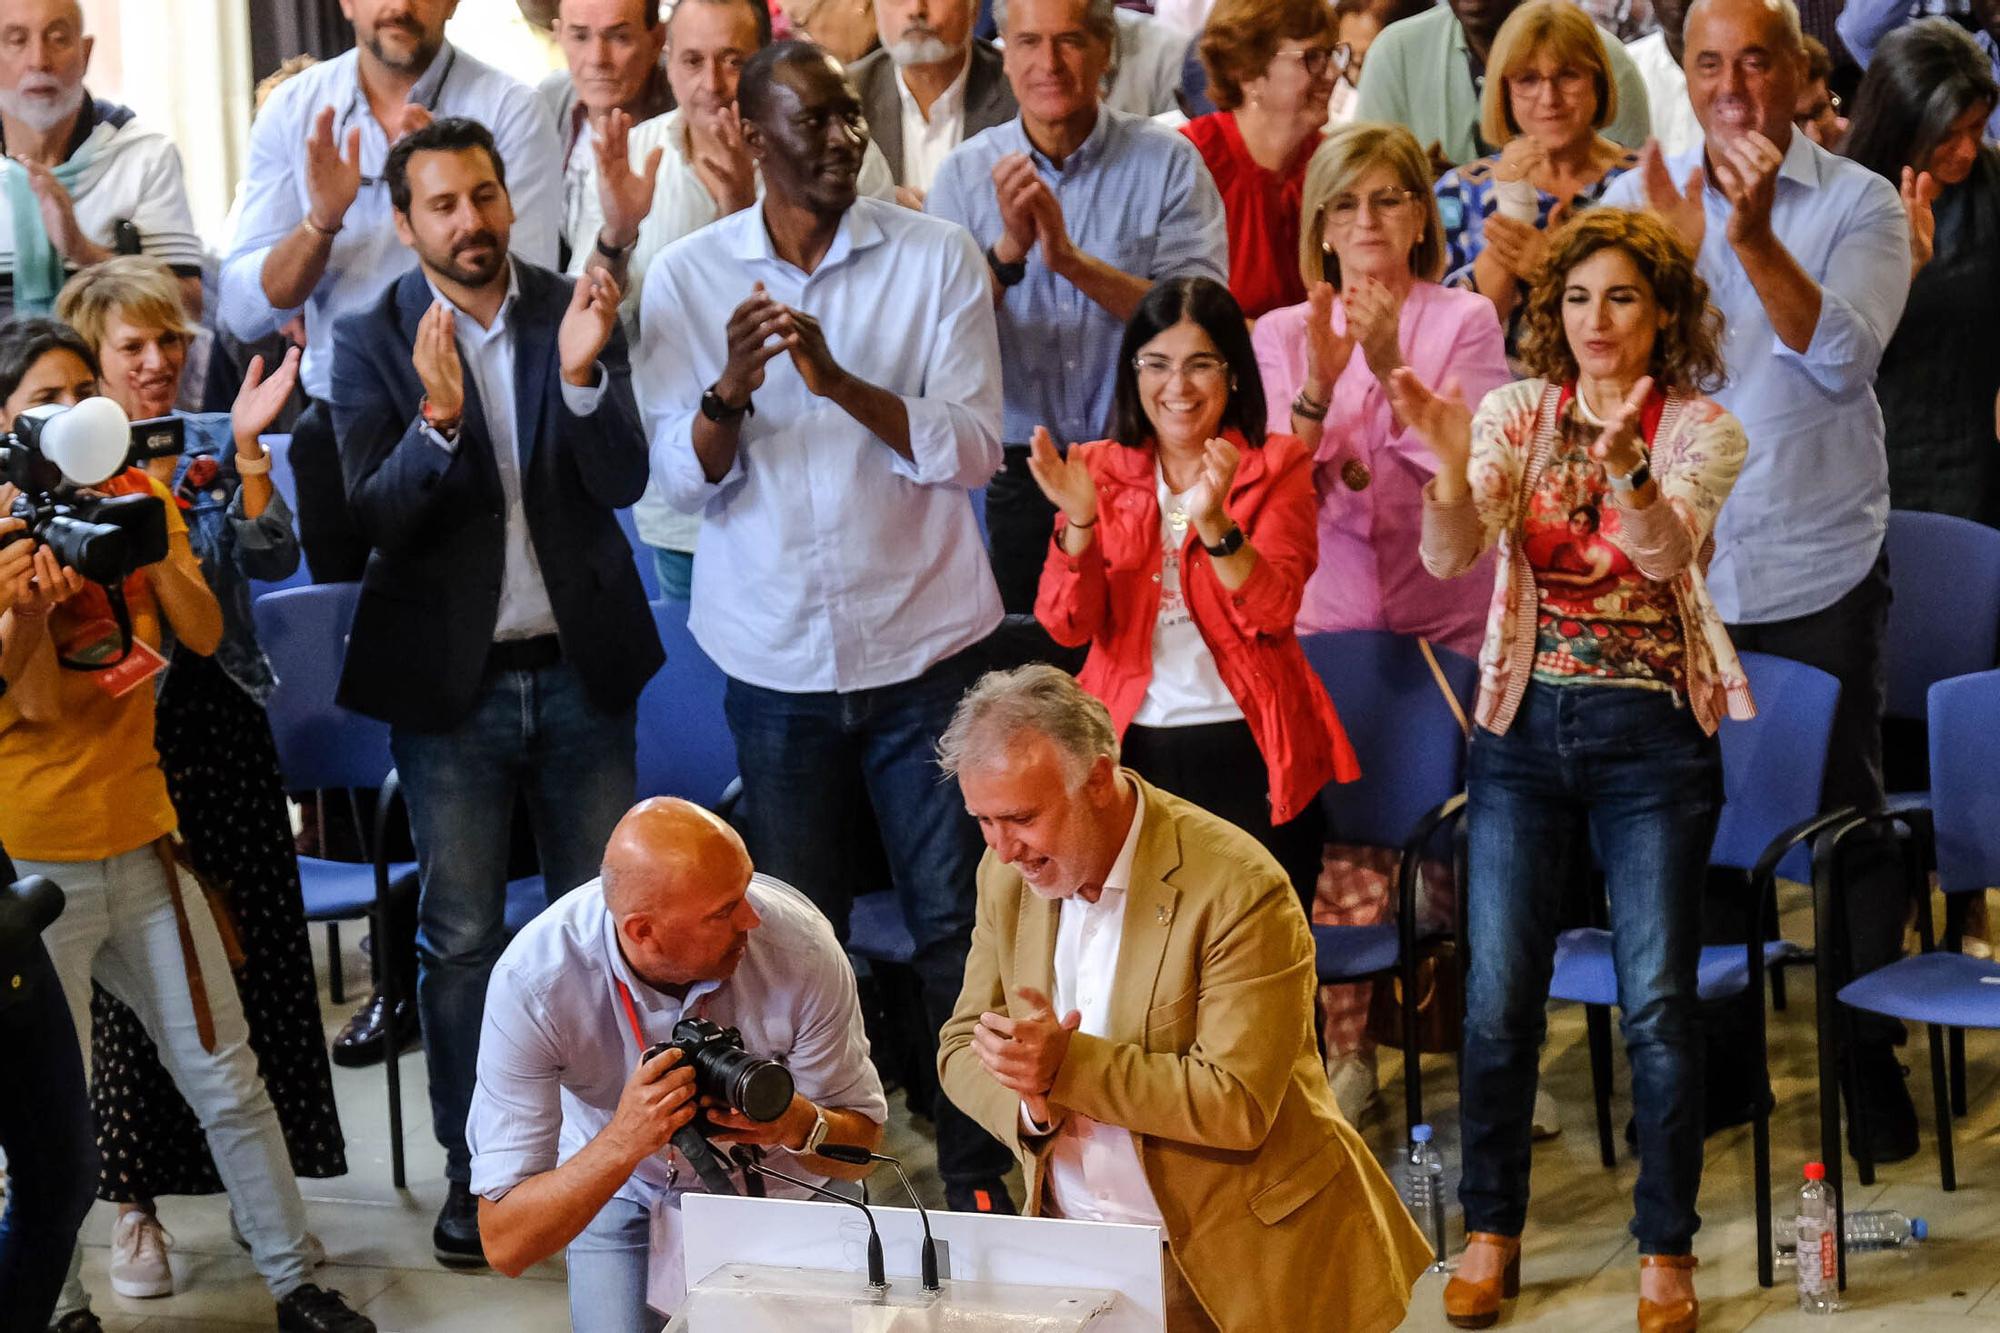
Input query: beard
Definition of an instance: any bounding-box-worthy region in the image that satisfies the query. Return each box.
[887,32,959,66]
[0,79,86,134]
[427,231,508,288]
[364,16,444,74]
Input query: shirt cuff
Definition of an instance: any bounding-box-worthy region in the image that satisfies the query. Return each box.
[421,419,460,456]
[1020,1101,1054,1136]
[561,366,610,416]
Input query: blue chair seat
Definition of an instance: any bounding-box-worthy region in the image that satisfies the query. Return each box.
[1884,789,1930,813]
[1551,928,1801,1006]
[504,877,548,936]
[1313,923,1401,983]
[1838,951,2000,1028]
[299,857,416,921]
[848,890,916,966]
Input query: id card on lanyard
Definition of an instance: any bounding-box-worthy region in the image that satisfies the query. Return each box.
[617,978,702,1317]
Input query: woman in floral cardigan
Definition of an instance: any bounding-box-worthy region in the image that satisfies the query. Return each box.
[1386,208,1751,1333]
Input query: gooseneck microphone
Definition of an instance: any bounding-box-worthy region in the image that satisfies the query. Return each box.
[818,1144,941,1292]
[740,1158,888,1290]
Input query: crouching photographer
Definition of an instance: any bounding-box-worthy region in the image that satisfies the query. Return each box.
[0,319,373,1333]
[468,798,888,1333]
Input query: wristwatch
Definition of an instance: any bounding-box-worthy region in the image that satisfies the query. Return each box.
[985,244,1027,288]
[1608,460,1652,494]
[595,230,636,263]
[1202,525,1247,558]
[701,382,753,423]
[798,1104,830,1155]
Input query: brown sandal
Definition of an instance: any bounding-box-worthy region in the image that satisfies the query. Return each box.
[1444,1232,1522,1329]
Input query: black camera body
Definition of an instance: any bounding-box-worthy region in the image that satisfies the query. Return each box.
[0,405,170,586]
[648,1016,794,1124]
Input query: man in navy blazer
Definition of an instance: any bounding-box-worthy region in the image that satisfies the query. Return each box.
[329,116,662,1269]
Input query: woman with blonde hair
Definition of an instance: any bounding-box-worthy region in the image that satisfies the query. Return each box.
[1182,0,1340,319]
[1390,207,1751,1332]
[1435,0,1640,355]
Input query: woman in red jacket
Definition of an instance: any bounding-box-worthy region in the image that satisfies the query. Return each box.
[1029,275,1359,908]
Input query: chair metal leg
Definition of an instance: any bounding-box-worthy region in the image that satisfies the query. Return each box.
[1842,1013,1876,1189]
[1754,1088,1774,1288]
[325,921,344,1004]
[1811,873,1848,1291]
[1949,1026,1967,1117]
[1585,1003,1616,1168]
[374,902,406,1190]
[1400,956,1424,1138]
[1769,960,1788,1012]
[1927,1022,1956,1192]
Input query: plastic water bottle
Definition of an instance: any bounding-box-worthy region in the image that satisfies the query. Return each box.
[1776,1207,1929,1261]
[1403,1124,1449,1273]
[1796,1162,1837,1314]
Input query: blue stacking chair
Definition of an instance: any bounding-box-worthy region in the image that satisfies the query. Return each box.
[254,583,421,1187]
[248,433,310,598]
[1823,668,2000,1200]
[1298,630,1477,1139]
[1883,512,2000,731]
[1547,652,1845,1287]
[635,598,738,809]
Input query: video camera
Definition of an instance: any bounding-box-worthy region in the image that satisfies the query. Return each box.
[0,398,168,586]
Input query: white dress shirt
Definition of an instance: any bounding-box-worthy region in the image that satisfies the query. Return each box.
[219,44,562,402]
[637,196,1004,693]
[1034,796,1165,1226]
[466,875,888,1213]
[1625,32,1702,159]
[893,57,970,193]
[418,262,606,641]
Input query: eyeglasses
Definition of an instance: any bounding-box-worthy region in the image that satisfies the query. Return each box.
[1505,66,1591,100]
[1270,46,1337,80]
[1332,41,1362,74]
[1133,353,1231,380]
[1327,189,1417,224]
[1794,90,1843,125]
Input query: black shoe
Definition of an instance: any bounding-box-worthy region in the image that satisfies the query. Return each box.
[51,1313,104,1332]
[1848,1043,1920,1164]
[277,1282,376,1332]
[433,1181,488,1268]
[330,988,420,1069]
[944,1179,1017,1215]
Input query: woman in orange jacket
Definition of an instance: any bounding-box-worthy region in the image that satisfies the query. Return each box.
[1029,275,1358,909]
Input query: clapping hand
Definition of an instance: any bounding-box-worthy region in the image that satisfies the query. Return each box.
[412,301,465,423]
[1302,281,1355,396]
[775,306,845,398]
[385,101,434,143]
[594,108,665,252]
[1901,166,1940,273]
[691,105,757,216]
[991,153,1042,265]
[1588,376,1654,485]
[1343,275,1405,379]
[972,986,1081,1124]
[1025,426,1097,526]
[15,158,94,263]
[1482,206,1563,283]
[1384,368,1472,484]
[231,347,302,455]
[715,282,788,406]
[1639,137,1706,252]
[558,269,622,388]
[1182,435,1241,534]
[1710,130,1782,245]
[304,106,363,235]
[1492,134,1548,185]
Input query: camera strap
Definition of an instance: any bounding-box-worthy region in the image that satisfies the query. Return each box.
[56,579,138,673]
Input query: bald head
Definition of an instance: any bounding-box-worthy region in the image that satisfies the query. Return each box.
[602,797,752,918]
[1683,0,1804,146]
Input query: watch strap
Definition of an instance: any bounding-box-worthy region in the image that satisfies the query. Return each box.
[1202,525,1246,558]
[985,244,1027,287]
[800,1105,830,1154]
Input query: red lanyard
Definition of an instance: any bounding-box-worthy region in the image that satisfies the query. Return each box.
[616,980,648,1050]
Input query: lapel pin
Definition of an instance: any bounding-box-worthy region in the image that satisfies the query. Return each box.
[1156,904,1171,926]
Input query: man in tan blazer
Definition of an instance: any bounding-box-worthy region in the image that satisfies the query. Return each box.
[937,666,1431,1333]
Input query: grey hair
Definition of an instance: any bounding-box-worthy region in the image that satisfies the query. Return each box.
[936,665,1121,788]
[991,0,1119,47]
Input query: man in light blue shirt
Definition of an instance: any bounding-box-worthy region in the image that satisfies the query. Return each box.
[637,42,1017,1215]
[218,0,560,582]
[926,0,1226,620]
[1602,0,1921,1161]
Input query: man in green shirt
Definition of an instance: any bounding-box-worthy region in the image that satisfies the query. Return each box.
[1357,0,1652,168]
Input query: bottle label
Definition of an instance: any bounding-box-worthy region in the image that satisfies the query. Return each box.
[1797,1218,1829,1293]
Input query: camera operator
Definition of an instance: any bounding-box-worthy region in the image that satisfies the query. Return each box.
[0,318,373,1332]
[467,797,887,1333]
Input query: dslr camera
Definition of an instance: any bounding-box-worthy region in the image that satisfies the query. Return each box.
[0,398,167,585]
[648,1016,794,1125]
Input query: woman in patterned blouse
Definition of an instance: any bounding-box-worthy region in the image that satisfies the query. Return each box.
[1434,0,1641,360]
[1389,208,1751,1333]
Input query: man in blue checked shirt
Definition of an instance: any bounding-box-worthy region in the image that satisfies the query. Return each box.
[927,0,1227,626]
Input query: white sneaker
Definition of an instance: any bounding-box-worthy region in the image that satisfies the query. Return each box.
[108,1209,174,1299]
[1531,1088,1563,1141]
[1326,1052,1381,1126]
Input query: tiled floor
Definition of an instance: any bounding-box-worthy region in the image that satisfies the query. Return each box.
[59,881,2000,1329]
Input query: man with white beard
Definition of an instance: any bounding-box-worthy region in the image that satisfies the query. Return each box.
[0,0,202,320]
[848,0,1017,205]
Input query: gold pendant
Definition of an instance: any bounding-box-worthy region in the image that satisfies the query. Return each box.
[1341,459,1373,491]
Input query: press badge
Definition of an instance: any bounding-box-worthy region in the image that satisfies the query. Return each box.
[60,617,167,698]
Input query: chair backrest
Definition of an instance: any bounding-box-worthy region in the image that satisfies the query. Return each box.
[1712,651,1841,879]
[252,582,395,791]
[1927,668,2000,895]
[259,432,298,512]
[616,504,661,601]
[634,597,738,808]
[1884,510,2000,720]
[1298,630,1476,850]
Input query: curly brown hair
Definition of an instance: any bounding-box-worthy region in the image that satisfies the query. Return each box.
[1516,207,1728,395]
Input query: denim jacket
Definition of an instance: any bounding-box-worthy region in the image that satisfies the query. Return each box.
[166,413,300,702]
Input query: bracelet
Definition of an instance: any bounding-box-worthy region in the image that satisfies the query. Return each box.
[1066,515,1098,530]
[596,230,635,262]
[234,451,273,476]
[300,214,342,240]
[1291,389,1330,422]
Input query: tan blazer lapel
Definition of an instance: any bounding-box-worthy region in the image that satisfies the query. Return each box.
[1106,778,1183,1042]
[1013,882,1059,1015]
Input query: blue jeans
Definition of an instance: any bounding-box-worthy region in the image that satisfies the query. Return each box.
[567,1195,664,1333]
[1458,682,1722,1254]
[393,659,636,1182]
[723,642,1011,1187]
[0,934,97,1331]
[649,546,693,602]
